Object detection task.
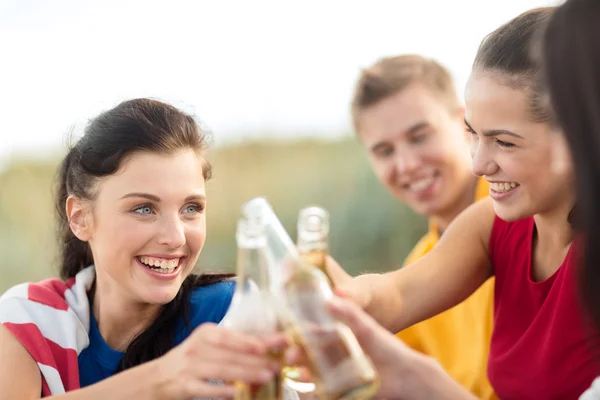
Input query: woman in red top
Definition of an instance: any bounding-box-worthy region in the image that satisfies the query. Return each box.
[326,6,600,399]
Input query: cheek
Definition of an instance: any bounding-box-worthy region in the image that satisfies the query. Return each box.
[420,143,451,168]
[370,159,395,184]
[98,218,150,256]
[185,219,207,253]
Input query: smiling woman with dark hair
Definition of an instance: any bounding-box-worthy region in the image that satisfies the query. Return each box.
[322,5,600,399]
[0,98,286,399]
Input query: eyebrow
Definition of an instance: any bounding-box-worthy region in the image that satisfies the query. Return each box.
[464,118,523,139]
[370,121,430,152]
[120,193,207,202]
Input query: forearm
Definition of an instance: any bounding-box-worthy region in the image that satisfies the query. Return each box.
[50,360,162,400]
[361,261,489,333]
[406,354,478,400]
[354,272,406,331]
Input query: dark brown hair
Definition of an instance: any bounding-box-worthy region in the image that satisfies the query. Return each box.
[542,0,600,331]
[473,8,555,123]
[55,98,233,371]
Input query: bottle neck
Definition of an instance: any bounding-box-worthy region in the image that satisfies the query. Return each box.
[235,245,271,295]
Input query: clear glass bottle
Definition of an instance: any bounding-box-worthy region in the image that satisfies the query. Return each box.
[221,217,283,400]
[296,206,334,288]
[242,198,380,400]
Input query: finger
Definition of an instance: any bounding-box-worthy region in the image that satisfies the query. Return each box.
[183,380,236,399]
[200,345,282,374]
[199,358,278,384]
[296,366,313,383]
[262,333,289,351]
[194,324,268,355]
[284,346,303,366]
[334,287,354,299]
[325,255,352,284]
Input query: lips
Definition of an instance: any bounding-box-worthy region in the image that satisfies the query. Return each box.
[402,171,440,194]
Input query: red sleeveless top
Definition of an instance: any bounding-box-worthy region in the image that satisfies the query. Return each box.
[488,216,600,399]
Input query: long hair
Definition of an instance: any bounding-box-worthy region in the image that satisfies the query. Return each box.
[542,0,600,331]
[55,98,233,370]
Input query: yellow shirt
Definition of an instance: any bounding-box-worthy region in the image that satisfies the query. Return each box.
[396,178,497,399]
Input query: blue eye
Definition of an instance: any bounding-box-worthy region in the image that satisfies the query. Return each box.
[134,205,154,215]
[183,204,204,214]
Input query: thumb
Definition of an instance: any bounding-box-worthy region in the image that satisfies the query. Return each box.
[325,255,352,285]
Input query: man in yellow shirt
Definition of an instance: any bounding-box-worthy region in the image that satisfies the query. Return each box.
[349,54,495,399]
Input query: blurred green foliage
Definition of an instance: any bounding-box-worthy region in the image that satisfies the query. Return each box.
[0,137,426,293]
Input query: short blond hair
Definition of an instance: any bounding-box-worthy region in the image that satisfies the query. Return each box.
[351,55,461,131]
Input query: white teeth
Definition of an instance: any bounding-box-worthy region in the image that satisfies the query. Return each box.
[490,182,519,193]
[409,176,435,192]
[139,256,180,271]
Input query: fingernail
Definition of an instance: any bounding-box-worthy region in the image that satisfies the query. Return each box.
[259,369,274,382]
[223,386,236,396]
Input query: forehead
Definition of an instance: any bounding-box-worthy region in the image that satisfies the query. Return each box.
[358,82,450,144]
[96,149,206,199]
[464,72,531,129]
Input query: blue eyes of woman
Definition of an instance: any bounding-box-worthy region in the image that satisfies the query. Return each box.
[132,204,203,215]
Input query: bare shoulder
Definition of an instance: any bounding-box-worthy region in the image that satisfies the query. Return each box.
[438,197,496,251]
[0,323,42,399]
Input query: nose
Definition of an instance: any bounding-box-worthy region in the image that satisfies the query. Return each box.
[158,214,186,249]
[394,147,421,176]
[470,139,498,177]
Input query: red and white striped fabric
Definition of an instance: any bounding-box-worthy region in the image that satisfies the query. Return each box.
[0,266,95,396]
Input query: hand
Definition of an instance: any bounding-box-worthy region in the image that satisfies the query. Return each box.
[326,295,438,400]
[154,323,287,399]
[325,256,373,310]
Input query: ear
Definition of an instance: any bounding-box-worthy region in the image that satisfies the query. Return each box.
[66,195,93,241]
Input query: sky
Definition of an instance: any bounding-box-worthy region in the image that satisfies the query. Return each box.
[0,0,560,166]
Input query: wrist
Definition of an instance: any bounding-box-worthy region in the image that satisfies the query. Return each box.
[144,358,172,400]
[353,274,377,309]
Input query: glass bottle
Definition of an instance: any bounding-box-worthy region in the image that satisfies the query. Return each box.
[221,217,283,400]
[241,198,379,400]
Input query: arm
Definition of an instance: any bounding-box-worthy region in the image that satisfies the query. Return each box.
[0,322,284,400]
[407,357,479,400]
[323,295,477,400]
[0,323,168,400]
[332,198,496,332]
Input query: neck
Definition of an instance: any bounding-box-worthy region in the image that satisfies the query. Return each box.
[531,197,575,281]
[92,276,162,351]
[533,200,575,250]
[431,175,479,233]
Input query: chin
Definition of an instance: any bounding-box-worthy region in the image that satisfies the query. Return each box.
[143,287,181,305]
[493,204,531,223]
[413,199,448,219]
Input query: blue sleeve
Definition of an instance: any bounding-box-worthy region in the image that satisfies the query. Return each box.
[188,280,235,329]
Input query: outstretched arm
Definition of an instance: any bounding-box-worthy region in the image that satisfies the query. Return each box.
[327,198,496,332]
